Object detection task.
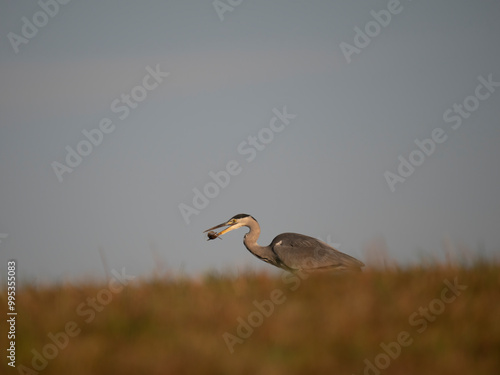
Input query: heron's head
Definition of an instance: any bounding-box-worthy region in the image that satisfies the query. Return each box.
[204,214,257,237]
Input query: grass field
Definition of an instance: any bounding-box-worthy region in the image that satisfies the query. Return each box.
[2,261,499,375]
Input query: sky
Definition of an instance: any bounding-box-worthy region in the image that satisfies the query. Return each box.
[1,0,499,284]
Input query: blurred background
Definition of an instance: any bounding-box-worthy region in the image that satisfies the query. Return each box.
[1,0,499,283]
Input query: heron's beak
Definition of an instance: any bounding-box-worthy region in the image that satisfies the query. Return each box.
[204,221,230,233]
[203,220,238,236]
[217,225,239,236]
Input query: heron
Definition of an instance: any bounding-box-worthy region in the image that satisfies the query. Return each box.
[204,214,364,273]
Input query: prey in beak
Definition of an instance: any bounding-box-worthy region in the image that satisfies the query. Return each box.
[203,219,241,241]
[205,231,221,241]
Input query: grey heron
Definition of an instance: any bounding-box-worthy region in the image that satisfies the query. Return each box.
[204,214,364,273]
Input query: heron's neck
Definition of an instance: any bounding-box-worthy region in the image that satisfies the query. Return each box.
[243,222,275,262]
[243,223,260,248]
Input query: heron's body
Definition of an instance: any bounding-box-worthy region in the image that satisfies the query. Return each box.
[204,214,364,273]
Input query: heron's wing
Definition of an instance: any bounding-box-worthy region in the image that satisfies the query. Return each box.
[270,233,364,272]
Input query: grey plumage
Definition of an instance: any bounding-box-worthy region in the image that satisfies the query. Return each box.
[204,214,364,273]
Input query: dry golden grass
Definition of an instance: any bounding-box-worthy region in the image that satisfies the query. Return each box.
[2,261,499,374]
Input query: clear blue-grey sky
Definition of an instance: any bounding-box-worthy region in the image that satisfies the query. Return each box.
[1,0,499,283]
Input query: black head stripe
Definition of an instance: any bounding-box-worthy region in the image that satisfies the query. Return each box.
[231,213,250,220]
[230,213,257,223]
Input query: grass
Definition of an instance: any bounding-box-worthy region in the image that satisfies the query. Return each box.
[2,261,499,374]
